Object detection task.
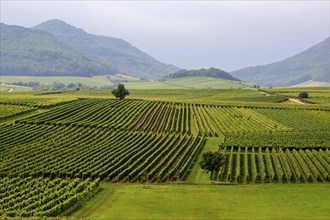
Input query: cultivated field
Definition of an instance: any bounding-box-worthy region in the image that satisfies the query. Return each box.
[0,87,329,219]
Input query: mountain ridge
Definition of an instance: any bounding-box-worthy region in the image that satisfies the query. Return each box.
[231,37,330,87]
[0,23,118,77]
[33,19,179,79]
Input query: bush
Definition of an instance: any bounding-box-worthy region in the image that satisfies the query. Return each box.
[298,91,309,99]
[199,151,224,173]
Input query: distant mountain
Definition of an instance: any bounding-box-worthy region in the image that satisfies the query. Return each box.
[33,19,179,79]
[231,38,330,87]
[166,68,240,81]
[0,23,118,77]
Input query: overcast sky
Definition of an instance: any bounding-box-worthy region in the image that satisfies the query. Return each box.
[1,1,329,71]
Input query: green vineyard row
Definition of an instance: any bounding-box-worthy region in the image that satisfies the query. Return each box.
[0,177,100,218]
[219,147,330,183]
[17,99,192,135]
[221,131,330,148]
[15,99,330,140]
[0,124,204,182]
[0,104,36,121]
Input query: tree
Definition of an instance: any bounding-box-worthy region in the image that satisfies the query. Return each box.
[298,91,309,99]
[199,151,224,180]
[112,83,129,100]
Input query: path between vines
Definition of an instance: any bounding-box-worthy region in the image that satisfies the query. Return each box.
[288,98,305,104]
[260,91,271,96]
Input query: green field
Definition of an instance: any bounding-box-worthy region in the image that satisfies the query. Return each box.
[1,76,253,90]
[0,87,329,219]
[124,77,253,89]
[0,75,113,88]
[0,83,33,92]
[71,184,330,220]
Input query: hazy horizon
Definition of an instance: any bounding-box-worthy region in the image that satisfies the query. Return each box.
[1,1,329,72]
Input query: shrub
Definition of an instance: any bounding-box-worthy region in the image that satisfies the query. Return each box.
[298,91,309,99]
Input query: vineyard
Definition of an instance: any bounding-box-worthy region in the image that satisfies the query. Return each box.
[17,99,192,134]
[0,177,100,217]
[219,147,329,183]
[0,88,329,218]
[16,98,330,139]
[0,104,36,121]
[0,124,204,182]
[222,131,330,148]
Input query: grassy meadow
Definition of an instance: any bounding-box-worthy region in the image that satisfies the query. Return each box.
[71,184,330,220]
[0,75,113,87]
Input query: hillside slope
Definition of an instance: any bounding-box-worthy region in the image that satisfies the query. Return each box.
[0,23,118,76]
[231,37,330,87]
[33,19,179,79]
[167,68,240,81]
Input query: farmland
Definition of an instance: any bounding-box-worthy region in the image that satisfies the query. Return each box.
[0,87,329,219]
[1,75,252,90]
[0,75,113,88]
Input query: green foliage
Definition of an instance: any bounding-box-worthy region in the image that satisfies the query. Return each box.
[167,68,240,81]
[222,131,330,148]
[111,83,129,100]
[199,151,224,173]
[0,177,100,218]
[0,123,204,182]
[299,91,309,98]
[0,104,36,121]
[218,147,329,183]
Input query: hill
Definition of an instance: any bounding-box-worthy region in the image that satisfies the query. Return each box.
[290,80,330,88]
[123,77,250,89]
[0,23,118,76]
[166,68,240,81]
[231,37,330,87]
[33,19,179,79]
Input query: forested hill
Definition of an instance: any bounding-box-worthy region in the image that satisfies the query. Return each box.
[167,68,240,81]
[0,23,118,77]
[33,19,179,79]
[231,37,330,87]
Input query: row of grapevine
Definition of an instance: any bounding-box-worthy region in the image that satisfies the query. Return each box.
[0,93,78,108]
[219,147,329,183]
[0,124,205,182]
[221,131,330,148]
[17,99,192,134]
[0,177,100,218]
[14,98,330,139]
[204,105,289,135]
[255,108,330,131]
[0,104,36,121]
